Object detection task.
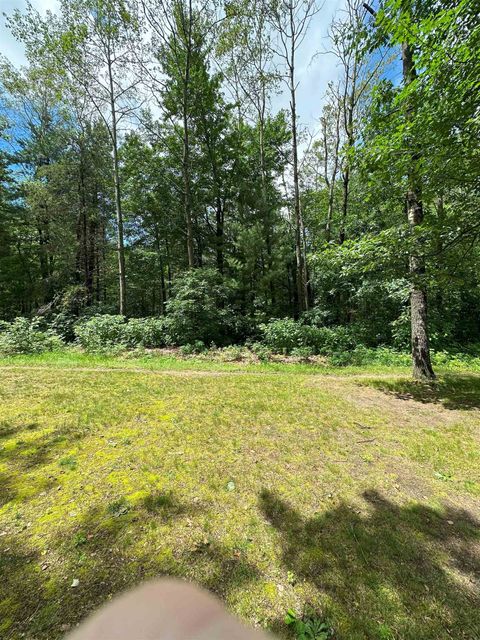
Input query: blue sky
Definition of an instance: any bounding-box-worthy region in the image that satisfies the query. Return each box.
[1,0,343,133]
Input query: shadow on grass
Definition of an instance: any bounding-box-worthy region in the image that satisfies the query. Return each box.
[1,491,260,640]
[0,471,16,507]
[364,373,480,410]
[260,489,480,640]
[0,421,90,472]
[0,538,46,637]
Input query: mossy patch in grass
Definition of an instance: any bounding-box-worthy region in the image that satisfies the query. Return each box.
[0,357,479,639]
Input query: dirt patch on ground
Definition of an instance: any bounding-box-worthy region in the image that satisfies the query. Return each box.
[309,376,477,429]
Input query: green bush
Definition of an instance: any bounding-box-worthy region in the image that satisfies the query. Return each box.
[260,318,308,353]
[74,315,167,352]
[74,315,128,353]
[179,341,207,356]
[312,325,361,354]
[328,346,411,367]
[260,318,362,355]
[122,317,166,348]
[49,312,78,342]
[291,346,315,359]
[0,317,64,355]
[165,268,240,346]
[250,342,272,362]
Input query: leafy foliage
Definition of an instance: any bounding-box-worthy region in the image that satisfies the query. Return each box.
[74,315,167,352]
[285,608,333,640]
[0,317,64,354]
[260,318,362,355]
[164,268,242,346]
[0,0,479,372]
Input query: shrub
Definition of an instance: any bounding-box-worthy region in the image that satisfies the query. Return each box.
[36,286,91,342]
[75,315,170,352]
[312,325,360,355]
[49,312,78,342]
[0,320,10,334]
[328,346,412,367]
[165,268,240,346]
[260,318,362,355]
[260,318,307,354]
[250,342,272,362]
[215,345,245,362]
[74,315,128,353]
[291,346,315,359]
[179,341,207,356]
[122,317,166,348]
[0,317,64,355]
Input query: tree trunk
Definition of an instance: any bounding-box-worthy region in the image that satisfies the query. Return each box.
[182,1,195,268]
[107,46,127,315]
[339,165,349,244]
[215,196,224,274]
[402,41,435,380]
[340,78,355,245]
[288,8,308,313]
[182,115,195,268]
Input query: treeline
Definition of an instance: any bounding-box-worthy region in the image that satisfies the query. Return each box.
[0,0,479,378]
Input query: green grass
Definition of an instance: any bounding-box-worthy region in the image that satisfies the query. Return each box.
[1,353,479,639]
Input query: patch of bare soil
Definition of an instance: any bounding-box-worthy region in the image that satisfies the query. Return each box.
[309,376,476,428]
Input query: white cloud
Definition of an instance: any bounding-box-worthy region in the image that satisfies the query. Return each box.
[271,0,344,133]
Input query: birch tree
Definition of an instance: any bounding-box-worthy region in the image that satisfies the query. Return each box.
[268,0,318,313]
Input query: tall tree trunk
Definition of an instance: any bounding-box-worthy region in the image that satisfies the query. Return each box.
[288,9,308,313]
[215,196,224,274]
[154,226,166,315]
[182,112,195,268]
[107,47,127,315]
[182,0,195,268]
[402,41,435,380]
[340,62,356,245]
[339,166,349,244]
[87,216,96,301]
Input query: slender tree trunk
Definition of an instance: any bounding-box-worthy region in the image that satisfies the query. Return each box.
[154,227,166,315]
[215,197,224,274]
[182,1,195,268]
[87,217,96,301]
[182,110,195,268]
[402,41,435,380]
[288,12,308,312]
[107,48,127,315]
[258,83,275,306]
[339,166,349,244]
[340,70,355,245]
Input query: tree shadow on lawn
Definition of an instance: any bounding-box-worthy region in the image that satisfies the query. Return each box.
[0,538,46,638]
[0,421,91,472]
[261,489,480,640]
[363,373,480,411]
[1,491,260,640]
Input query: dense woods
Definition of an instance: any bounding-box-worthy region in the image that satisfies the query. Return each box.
[0,0,479,378]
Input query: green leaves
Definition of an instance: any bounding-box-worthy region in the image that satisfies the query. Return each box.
[285,608,333,640]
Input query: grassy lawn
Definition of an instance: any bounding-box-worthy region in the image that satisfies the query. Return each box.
[1,354,479,639]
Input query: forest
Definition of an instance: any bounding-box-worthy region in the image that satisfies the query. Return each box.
[0,0,479,379]
[1,2,480,639]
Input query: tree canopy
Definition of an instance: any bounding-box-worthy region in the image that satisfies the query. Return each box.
[0,0,479,378]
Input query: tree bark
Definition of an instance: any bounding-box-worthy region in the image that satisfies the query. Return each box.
[288,4,308,313]
[402,41,435,380]
[107,43,127,315]
[339,57,356,245]
[182,0,195,268]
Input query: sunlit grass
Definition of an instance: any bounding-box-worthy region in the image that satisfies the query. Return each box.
[1,355,479,639]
